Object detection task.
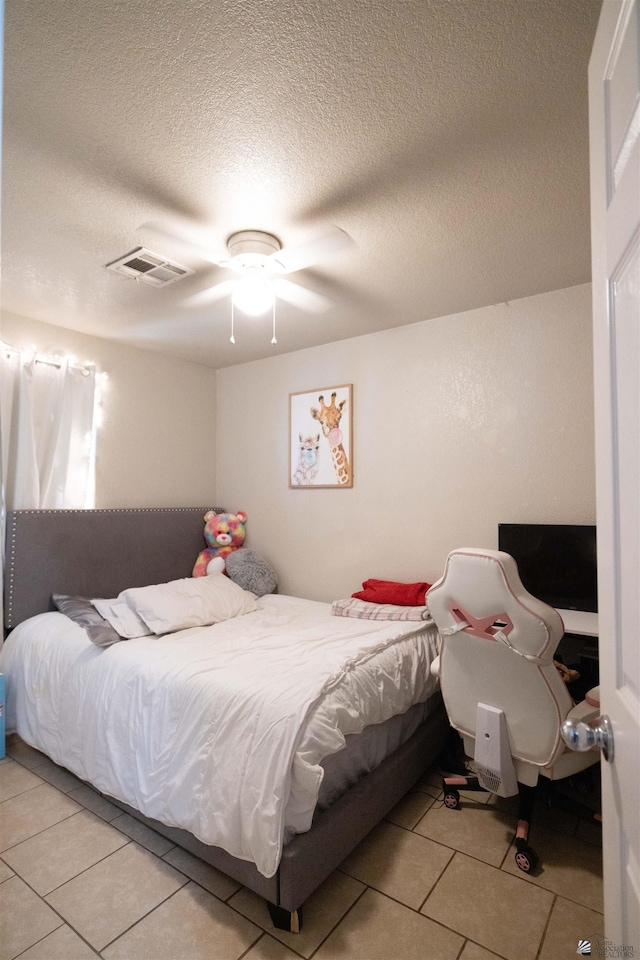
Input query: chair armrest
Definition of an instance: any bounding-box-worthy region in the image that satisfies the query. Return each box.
[566,698,600,727]
[585,685,600,708]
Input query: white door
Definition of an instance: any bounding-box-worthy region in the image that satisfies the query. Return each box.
[589,0,640,950]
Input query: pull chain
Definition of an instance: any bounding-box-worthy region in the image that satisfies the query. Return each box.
[230,300,235,344]
[271,299,277,345]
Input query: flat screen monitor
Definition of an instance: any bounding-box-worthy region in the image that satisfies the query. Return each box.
[498,524,598,613]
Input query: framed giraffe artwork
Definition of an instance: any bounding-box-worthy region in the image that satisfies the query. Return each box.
[289,384,353,488]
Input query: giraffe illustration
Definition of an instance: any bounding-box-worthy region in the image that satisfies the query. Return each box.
[310,392,351,485]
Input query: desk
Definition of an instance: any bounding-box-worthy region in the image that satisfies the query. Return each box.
[556,609,598,637]
[556,610,599,691]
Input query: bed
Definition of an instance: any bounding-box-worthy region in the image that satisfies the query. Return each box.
[1,507,448,931]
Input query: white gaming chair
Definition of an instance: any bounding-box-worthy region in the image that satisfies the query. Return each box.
[427,547,601,872]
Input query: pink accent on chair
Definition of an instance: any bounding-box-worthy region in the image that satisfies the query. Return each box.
[450,603,514,641]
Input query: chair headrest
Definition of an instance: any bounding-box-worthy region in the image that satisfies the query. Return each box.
[427,548,564,662]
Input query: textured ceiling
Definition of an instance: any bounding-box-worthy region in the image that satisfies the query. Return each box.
[2,0,601,369]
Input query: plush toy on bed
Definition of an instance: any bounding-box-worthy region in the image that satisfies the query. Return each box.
[225,548,278,597]
[193,510,248,577]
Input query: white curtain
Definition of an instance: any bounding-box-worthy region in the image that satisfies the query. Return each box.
[0,344,98,631]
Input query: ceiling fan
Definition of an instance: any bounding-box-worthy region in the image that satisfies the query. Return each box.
[141,221,352,342]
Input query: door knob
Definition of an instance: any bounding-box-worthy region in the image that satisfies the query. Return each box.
[561,715,614,762]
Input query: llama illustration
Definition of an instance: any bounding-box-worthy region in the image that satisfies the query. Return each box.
[311,392,351,485]
[291,434,321,485]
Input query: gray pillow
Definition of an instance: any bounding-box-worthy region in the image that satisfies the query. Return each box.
[225,549,278,597]
[52,595,123,648]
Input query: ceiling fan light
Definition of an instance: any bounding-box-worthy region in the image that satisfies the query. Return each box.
[232,274,275,316]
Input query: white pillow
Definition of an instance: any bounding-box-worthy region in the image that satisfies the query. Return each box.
[91,597,154,639]
[121,574,258,635]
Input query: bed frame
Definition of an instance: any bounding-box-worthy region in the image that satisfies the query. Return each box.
[3,508,448,931]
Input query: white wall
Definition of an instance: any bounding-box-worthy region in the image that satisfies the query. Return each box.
[1,312,217,507]
[217,284,596,602]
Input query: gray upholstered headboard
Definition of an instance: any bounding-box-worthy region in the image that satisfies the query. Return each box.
[3,507,224,630]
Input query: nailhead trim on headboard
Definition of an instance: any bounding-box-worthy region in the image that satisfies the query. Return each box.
[7,512,18,626]
[5,507,226,629]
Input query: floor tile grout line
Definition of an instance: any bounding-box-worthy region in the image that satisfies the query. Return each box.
[46,833,252,916]
[28,766,85,795]
[18,839,134,899]
[4,749,604,954]
[337,840,525,912]
[3,777,176,864]
[465,938,512,960]
[10,819,304,960]
[0,806,86,856]
[5,836,606,958]
[383,810,462,847]
[223,891,318,960]
[413,848,553,959]
[5,748,51,771]
[14,926,100,960]
[0,775,49,805]
[305,882,370,960]
[96,878,195,954]
[338,856,487,949]
[236,930,273,960]
[535,893,558,960]
[4,750,120,809]
[3,866,99,960]
[67,787,124,823]
[108,811,177,857]
[404,815,604,909]
[498,835,513,872]
[339,826,514,880]
[417,848,458,916]
[10,922,66,960]
[97,878,305,960]
[159,849,243,904]
[334,868,481,954]
[8,807,604,944]
[339,853,458,916]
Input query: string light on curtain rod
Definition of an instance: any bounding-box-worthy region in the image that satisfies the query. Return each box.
[0,341,97,376]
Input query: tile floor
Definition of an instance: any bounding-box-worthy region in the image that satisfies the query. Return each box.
[0,735,604,960]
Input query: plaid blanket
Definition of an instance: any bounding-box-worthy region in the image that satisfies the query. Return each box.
[331,598,432,622]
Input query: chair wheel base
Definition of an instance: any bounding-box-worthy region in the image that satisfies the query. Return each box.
[443,788,461,809]
[515,839,539,873]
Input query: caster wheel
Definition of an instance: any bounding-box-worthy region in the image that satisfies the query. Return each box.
[443,788,461,810]
[514,843,539,873]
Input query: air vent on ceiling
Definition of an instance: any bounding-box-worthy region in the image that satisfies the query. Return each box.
[105,247,195,287]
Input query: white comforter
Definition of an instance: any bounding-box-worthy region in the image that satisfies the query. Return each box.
[2,594,439,877]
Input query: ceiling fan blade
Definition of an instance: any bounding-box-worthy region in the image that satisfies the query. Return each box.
[140,220,225,266]
[274,278,334,314]
[270,227,353,275]
[181,279,235,308]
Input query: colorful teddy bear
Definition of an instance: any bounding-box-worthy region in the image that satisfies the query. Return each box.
[193,510,248,577]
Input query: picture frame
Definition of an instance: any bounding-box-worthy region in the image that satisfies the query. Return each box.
[289,384,353,488]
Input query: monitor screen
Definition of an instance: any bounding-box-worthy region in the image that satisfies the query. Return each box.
[498,524,598,612]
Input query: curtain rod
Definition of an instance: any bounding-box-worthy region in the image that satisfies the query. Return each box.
[1,340,96,376]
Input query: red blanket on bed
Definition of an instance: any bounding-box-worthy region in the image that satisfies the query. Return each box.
[352,579,432,606]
